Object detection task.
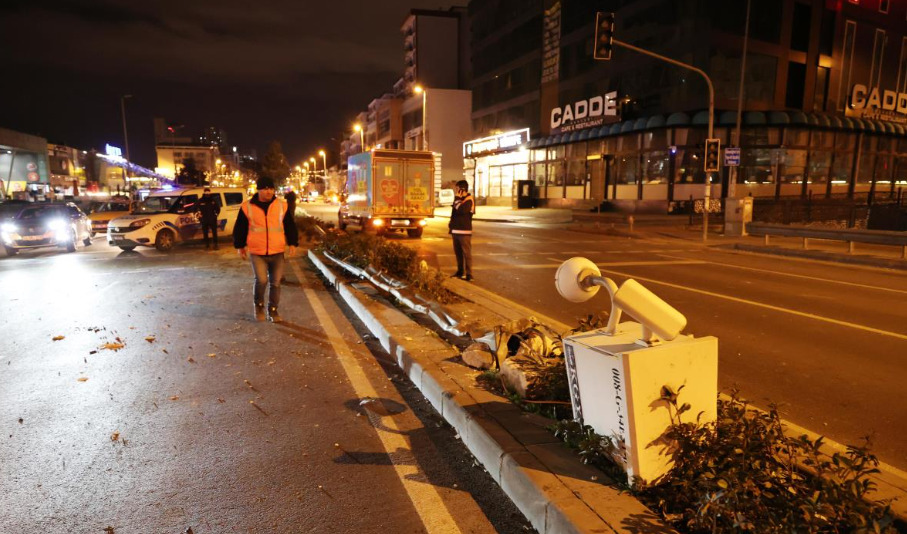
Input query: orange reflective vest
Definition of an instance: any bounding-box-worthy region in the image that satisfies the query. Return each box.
[241,198,287,255]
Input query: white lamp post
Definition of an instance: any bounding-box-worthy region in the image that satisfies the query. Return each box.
[414,84,427,151]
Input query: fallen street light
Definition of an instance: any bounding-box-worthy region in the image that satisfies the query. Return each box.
[555,257,718,483]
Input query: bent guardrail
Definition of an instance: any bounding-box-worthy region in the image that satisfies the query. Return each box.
[746,222,907,259]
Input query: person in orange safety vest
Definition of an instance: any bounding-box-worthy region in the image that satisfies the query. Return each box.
[233,177,299,323]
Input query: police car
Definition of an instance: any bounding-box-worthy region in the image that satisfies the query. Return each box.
[107,187,245,251]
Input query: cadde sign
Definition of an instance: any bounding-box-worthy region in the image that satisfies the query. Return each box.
[847,84,907,123]
[550,91,619,134]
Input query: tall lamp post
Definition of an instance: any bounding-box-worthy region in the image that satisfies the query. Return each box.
[353,123,365,152]
[413,85,428,151]
[120,95,132,162]
[310,157,317,179]
[318,150,326,179]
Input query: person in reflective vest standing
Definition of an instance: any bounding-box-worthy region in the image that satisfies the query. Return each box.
[448,179,474,281]
[233,177,299,323]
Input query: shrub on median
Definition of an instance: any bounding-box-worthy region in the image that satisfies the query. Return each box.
[316,230,457,304]
[552,389,898,533]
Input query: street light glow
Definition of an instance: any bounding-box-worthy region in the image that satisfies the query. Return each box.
[414,85,423,94]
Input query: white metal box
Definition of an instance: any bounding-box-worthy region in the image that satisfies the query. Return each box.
[563,322,718,483]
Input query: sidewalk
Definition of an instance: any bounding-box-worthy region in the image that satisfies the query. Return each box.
[435,205,907,271]
[309,247,907,532]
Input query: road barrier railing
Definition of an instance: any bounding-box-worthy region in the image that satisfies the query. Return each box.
[747,222,907,259]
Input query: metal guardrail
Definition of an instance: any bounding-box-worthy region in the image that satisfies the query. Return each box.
[746,222,907,259]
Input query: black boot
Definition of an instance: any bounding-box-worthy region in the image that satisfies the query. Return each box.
[267,307,282,323]
[254,304,266,322]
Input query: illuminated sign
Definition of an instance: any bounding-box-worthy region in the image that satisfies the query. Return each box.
[463,128,530,157]
[105,144,123,157]
[550,91,619,134]
[847,84,907,123]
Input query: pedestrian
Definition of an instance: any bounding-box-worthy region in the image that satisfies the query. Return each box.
[197,187,221,250]
[233,177,299,323]
[449,179,475,281]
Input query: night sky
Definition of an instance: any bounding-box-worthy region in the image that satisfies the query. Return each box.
[0,0,456,170]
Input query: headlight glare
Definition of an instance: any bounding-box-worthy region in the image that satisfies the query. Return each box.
[47,219,67,231]
[1,222,16,233]
[129,219,150,229]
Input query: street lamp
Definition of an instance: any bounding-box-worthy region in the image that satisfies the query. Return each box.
[414,84,427,151]
[353,123,365,152]
[310,157,317,178]
[120,95,132,162]
[318,150,326,178]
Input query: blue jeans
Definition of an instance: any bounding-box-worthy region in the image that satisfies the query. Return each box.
[250,253,285,309]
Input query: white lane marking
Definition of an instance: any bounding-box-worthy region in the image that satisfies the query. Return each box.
[596,267,907,341]
[544,258,706,267]
[658,253,907,296]
[289,259,462,534]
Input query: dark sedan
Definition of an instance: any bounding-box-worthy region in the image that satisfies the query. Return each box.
[0,202,92,256]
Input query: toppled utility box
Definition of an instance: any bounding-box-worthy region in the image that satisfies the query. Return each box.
[563,322,718,483]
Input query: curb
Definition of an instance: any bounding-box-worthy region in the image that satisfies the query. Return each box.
[307,250,674,534]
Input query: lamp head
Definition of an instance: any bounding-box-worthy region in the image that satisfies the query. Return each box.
[555,257,601,303]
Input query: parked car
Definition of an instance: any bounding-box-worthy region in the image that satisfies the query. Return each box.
[0,202,92,256]
[436,188,455,207]
[88,197,132,237]
[107,187,245,252]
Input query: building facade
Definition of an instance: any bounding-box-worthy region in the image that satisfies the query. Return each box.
[465,0,907,209]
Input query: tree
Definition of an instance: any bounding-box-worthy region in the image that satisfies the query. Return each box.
[259,141,290,187]
[176,157,205,186]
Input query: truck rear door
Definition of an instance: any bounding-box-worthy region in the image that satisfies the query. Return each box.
[373,158,403,216]
[404,158,433,218]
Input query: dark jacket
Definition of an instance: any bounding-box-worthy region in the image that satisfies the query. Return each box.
[197,193,221,224]
[448,192,474,235]
[233,195,299,250]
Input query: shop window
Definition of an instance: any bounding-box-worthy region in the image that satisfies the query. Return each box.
[831,153,853,185]
[532,163,547,187]
[741,148,773,184]
[566,159,585,186]
[810,130,835,148]
[808,151,832,184]
[785,129,809,147]
[643,130,667,150]
[549,161,565,186]
[615,155,639,185]
[857,153,875,184]
[835,132,855,150]
[780,149,807,184]
[548,145,564,160]
[643,151,668,184]
[531,148,546,162]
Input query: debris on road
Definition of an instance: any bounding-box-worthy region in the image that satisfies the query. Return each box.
[52,335,65,341]
[77,377,88,382]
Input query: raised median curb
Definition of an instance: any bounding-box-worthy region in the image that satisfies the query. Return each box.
[307,249,674,534]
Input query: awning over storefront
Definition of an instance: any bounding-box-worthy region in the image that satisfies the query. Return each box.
[527,108,907,148]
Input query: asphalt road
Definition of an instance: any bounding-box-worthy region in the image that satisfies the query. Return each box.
[0,238,532,533]
[350,210,907,473]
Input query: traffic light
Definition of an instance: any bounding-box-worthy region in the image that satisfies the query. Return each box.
[704,138,721,173]
[593,12,615,60]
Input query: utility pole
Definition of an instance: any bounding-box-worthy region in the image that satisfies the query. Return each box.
[120,95,132,162]
[611,38,715,240]
[729,0,751,201]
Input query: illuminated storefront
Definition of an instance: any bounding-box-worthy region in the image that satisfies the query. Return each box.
[0,127,51,200]
[462,128,531,205]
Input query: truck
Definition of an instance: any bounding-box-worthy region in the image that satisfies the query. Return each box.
[338,149,434,238]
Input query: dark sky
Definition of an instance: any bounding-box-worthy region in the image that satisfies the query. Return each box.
[0,0,457,170]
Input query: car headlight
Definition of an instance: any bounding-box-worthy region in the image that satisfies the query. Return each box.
[1,222,16,233]
[129,219,151,229]
[47,219,67,231]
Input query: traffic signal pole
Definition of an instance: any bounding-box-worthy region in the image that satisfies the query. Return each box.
[612,38,715,240]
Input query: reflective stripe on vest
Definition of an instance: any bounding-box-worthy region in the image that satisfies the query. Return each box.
[241,199,287,255]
